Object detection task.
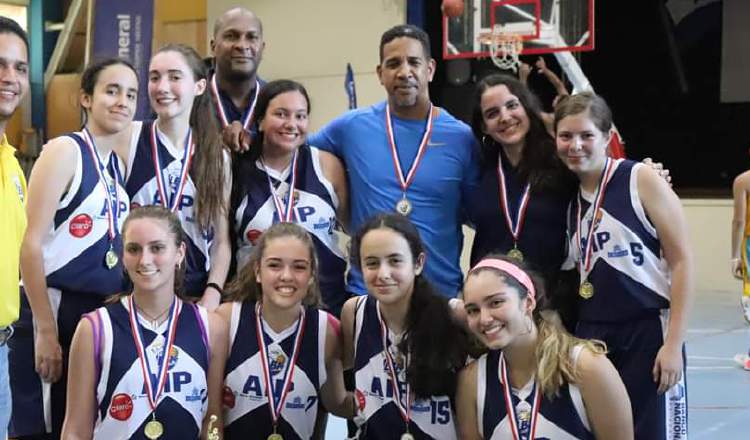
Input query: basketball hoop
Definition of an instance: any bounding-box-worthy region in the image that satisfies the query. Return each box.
[477,27,524,72]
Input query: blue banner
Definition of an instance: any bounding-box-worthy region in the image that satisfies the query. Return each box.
[345,63,357,110]
[92,0,154,119]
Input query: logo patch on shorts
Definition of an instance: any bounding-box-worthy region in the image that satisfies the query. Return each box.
[69,214,93,238]
[109,393,133,420]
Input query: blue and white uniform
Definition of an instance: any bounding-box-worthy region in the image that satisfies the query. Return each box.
[476,348,593,440]
[126,121,227,297]
[352,297,457,439]
[89,298,209,439]
[223,301,329,440]
[232,145,347,315]
[567,159,687,440]
[9,131,132,437]
[309,102,480,298]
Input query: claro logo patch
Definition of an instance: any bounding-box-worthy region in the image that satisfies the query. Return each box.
[69,214,93,238]
[109,393,133,421]
[223,385,236,409]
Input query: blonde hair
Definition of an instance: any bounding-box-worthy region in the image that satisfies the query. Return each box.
[535,309,606,398]
[468,256,606,398]
[224,223,322,307]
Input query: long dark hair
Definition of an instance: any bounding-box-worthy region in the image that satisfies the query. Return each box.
[351,213,468,399]
[471,74,575,194]
[154,44,227,231]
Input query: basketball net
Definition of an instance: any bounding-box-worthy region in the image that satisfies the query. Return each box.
[478,26,524,72]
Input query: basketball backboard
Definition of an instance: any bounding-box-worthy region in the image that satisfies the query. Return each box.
[443,0,595,59]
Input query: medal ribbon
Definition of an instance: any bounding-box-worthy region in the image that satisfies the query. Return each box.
[376,303,412,428]
[150,123,194,212]
[81,129,121,243]
[128,296,182,411]
[255,303,306,427]
[499,353,541,440]
[497,153,531,246]
[385,104,434,195]
[576,158,617,277]
[210,74,259,129]
[262,149,299,223]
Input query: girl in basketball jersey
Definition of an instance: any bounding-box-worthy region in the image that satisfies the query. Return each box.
[341,213,469,439]
[468,75,669,331]
[11,58,138,439]
[456,255,632,439]
[126,44,230,308]
[232,79,349,317]
[62,206,228,439]
[555,92,692,440]
[218,222,355,439]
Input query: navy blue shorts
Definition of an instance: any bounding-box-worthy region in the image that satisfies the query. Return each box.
[576,313,687,440]
[8,288,105,438]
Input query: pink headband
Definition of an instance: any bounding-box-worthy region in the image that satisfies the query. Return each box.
[469,258,536,300]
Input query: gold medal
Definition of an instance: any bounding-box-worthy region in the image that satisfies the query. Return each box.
[579,281,595,299]
[144,419,164,439]
[105,249,119,269]
[267,433,284,440]
[396,197,412,216]
[401,433,415,440]
[507,247,524,262]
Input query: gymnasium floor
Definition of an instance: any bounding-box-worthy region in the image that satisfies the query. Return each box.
[326,285,750,438]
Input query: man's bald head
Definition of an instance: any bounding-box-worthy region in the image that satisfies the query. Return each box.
[213,7,262,38]
[211,7,265,83]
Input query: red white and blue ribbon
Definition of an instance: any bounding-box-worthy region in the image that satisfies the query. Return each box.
[385,104,434,195]
[255,303,306,428]
[81,128,121,243]
[576,158,617,276]
[499,353,541,440]
[262,149,299,223]
[210,74,259,129]
[128,296,182,412]
[150,122,194,212]
[497,153,531,247]
[377,302,412,428]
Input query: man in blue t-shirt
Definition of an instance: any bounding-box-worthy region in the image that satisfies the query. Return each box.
[308,24,480,298]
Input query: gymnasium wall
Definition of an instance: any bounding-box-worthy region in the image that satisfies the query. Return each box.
[206,0,406,130]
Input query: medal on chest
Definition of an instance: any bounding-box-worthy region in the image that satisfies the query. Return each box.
[576,158,616,299]
[385,104,435,216]
[81,129,122,270]
[256,303,306,439]
[127,296,182,439]
[496,153,531,262]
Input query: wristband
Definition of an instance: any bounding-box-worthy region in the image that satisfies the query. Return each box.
[206,282,223,296]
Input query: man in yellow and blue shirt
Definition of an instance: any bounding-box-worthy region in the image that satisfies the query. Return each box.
[0,16,29,438]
